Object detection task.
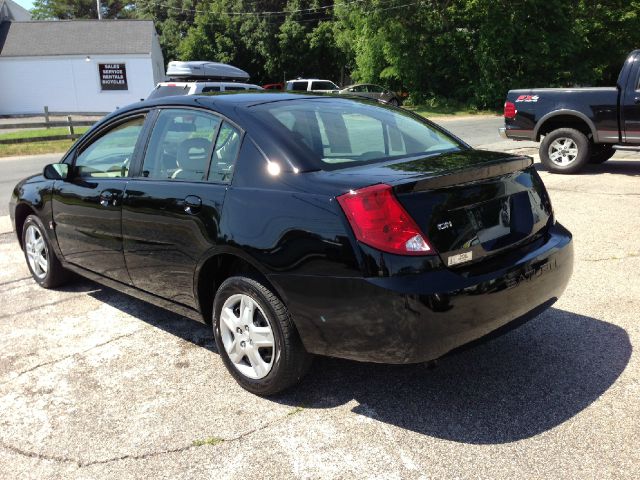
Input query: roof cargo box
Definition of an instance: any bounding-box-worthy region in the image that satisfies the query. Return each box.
[166,61,250,82]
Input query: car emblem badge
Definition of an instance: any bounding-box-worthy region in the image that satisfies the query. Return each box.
[437,221,453,231]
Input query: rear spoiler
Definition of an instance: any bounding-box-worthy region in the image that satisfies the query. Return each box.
[397,156,533,192]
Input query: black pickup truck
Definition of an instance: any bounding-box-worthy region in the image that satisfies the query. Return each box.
[500,49,640,173]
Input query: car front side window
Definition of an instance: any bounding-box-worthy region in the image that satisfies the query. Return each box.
[75,116,145,178]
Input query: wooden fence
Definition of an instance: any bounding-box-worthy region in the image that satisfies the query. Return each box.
[0,107,102,145]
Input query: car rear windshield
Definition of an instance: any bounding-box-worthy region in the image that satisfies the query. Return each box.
[252,98,463,169]
[147,85,190,99]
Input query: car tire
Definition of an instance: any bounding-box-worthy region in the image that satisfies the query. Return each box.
[213,275,312,395]
[539,128,591,174]
[387,98,399,107]
[22,215,70,288]
[589,144,615,164]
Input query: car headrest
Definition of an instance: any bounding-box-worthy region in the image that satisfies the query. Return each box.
[176,137,211,178]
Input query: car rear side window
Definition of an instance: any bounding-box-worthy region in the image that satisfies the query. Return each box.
[311,81,337,90]
[253,99,462,169]
[209,122,242,184]
[141,109,221,181]
[75,116,145,178]
[202,86,221,93]
[290,81,308,91]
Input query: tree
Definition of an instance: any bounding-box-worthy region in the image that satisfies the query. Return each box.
[178,0,342,83]
[31,0,136,19]
[134,0,206,66]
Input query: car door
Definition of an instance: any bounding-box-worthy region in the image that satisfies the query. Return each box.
[621,53,640,144]
[122,108,243,308]
[52,113,148,284]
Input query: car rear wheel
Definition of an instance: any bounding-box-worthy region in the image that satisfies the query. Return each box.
[22,215,69,288]
[589,144,615,164]
[213,276,312,395]
[540,128,591,174]
[387,98,399,106]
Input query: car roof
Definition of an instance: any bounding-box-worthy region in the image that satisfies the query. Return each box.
[286,79,334,82]
[157,82,260,87]
[105,93,320,122]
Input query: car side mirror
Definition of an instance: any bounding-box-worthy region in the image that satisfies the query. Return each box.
[43,163,70,180]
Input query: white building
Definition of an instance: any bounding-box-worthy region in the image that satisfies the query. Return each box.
[0,19,165,115]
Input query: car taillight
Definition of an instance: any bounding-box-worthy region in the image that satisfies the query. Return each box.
[504,101,517,119]
[337,184,434,256]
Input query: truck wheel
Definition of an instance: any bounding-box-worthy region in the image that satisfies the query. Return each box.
[589,144,615,164]
[540,128,591,174]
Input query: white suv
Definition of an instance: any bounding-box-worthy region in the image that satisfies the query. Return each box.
[147,81,263,99]
[285,79,340,93]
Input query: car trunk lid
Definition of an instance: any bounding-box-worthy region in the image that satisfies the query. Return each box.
[387,151,552,267]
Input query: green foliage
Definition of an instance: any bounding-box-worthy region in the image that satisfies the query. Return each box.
[30,0,640,107]
[334,0,640,108]
[174,0,344,84]
[135,0,204,63]
[31,0,136,19]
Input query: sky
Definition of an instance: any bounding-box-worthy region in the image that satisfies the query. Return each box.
[13,0,34,11]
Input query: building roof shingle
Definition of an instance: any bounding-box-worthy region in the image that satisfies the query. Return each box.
[0,20,156,58]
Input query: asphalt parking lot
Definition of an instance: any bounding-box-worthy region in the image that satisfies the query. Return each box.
[1,119,639,478]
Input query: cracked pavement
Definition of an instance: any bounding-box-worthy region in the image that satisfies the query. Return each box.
[1,148,639,478]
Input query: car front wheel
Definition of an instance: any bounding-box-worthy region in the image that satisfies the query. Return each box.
[539,128,591,174]
[22,215,69,288]
[213,276,312,395]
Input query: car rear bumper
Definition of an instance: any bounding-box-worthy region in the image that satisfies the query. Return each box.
[271,222,573,364]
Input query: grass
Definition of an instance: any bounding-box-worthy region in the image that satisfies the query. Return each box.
[192,436,224,447]
[0,127,90,158]
[287,405,305,416]
[405,98,499,118]
[0,126,90,141]
[0,139,77,158]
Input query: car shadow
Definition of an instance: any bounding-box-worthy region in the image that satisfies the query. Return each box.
[87,283,218,351]
[535,158,640,176]
[84,280,630,445]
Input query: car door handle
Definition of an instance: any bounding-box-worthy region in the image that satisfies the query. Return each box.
[183,195,202,215]
[99,190,118,207]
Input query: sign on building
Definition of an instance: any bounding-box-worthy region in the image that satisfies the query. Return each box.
[98,63,128,91]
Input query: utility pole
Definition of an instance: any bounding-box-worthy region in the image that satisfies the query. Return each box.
[96,0,102,20]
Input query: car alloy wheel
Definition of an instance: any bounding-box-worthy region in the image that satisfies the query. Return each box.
[24,224,48,280]
[218,293,276,379]
[548,137,579,166]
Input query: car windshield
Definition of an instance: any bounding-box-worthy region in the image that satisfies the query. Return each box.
[252,98,463,169]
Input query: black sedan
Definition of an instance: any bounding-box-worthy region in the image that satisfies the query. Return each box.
[9,94,573,395]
